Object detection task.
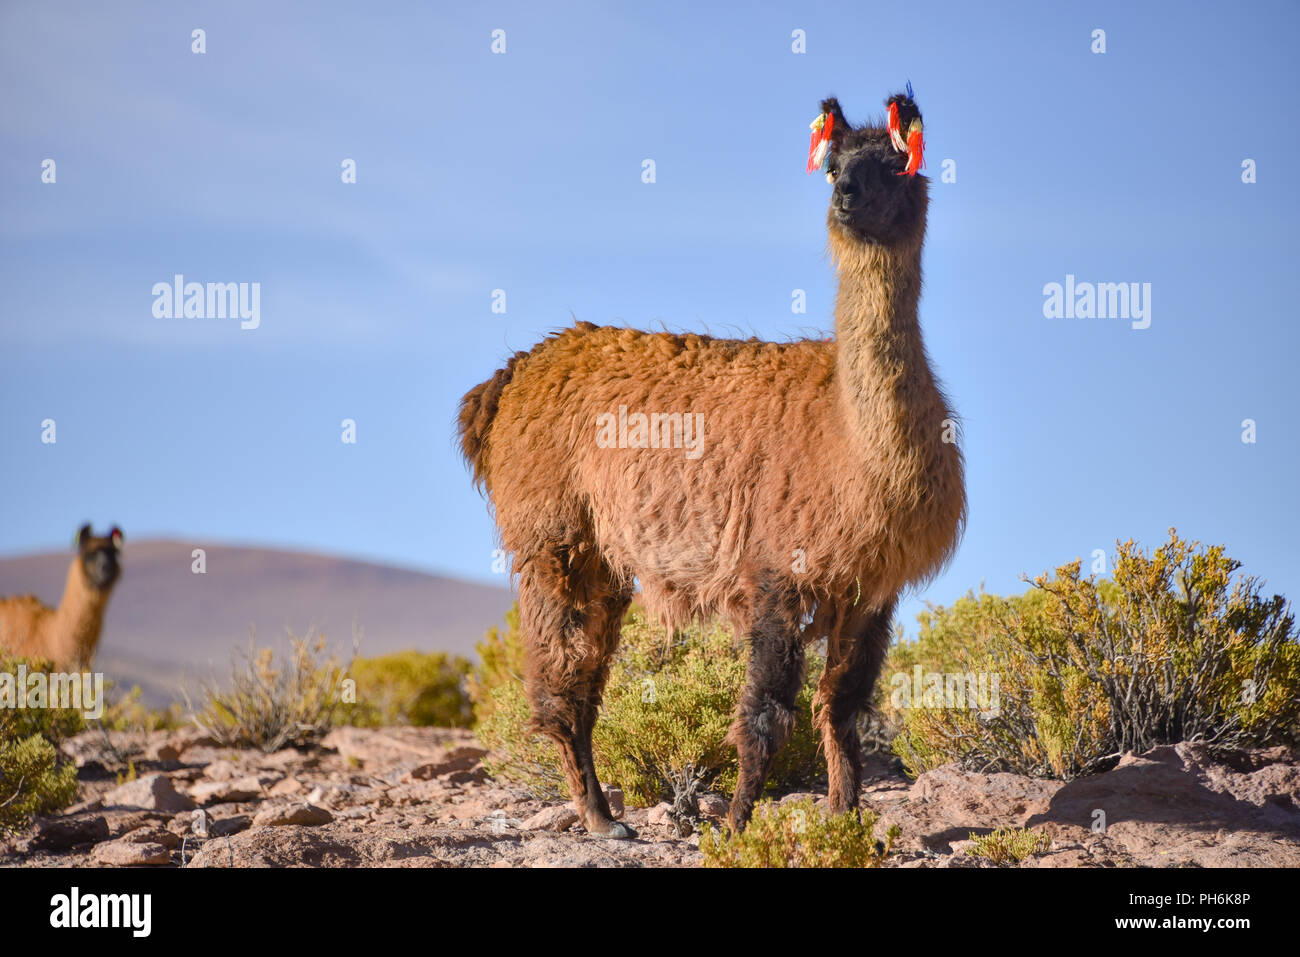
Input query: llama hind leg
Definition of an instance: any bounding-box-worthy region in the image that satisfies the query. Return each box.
[726,589,806,833]
[815,600,896,815]
[518,551,634,839]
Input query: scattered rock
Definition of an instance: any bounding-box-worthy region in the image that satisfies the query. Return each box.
[269,778,304,797]
[93,840,172,866]
[522,805,580,832]
[121,826,181,849]
[167,810,198,837]
[444,767,488,786]
[603,786,625,819]
[190,775,275,805]
[103,774,195,812]
[259,749,309,771]
[304,783,373,808]
[187,828,364,868]
[877,744,1300,867]
[59,729,144,771]
[185,823,698,868]
[201,759,244,781]
[778,791,824,806]
[145,741,181,763]
[160,727,218,757]
[252,803,334,827]
[697,793,729,819]
[212,815,253,837]
[11,726,1298,869]
[18,815,110,852]
[324,727,485,773]
[406,745,490,781]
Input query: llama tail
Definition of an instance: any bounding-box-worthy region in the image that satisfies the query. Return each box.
[457,351,526,493]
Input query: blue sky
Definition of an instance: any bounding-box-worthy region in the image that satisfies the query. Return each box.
[1,1,1297,636]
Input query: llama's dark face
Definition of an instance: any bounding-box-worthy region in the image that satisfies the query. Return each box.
[821,95,927,246]
[77,524,123,591]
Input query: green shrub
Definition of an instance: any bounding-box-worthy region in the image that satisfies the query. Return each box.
[594,611,747,807]
[186,631,349,752]
[0,655,83,834]
[965,826,1051,866]
[471,603,825,808]
[343,650,473,728]
[885,530,1300,780]
[699,798,898,868]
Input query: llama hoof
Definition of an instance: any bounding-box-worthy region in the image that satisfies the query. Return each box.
[586,820,637,840]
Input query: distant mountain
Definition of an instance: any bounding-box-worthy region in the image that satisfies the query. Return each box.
[0,541,515,706]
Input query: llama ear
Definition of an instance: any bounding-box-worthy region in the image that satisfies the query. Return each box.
[819,98,852,141]
[808,97,852,174]
[110,527,124,549]
[885,85,924,176]
[76,524,92,549]
[885,87,922,148]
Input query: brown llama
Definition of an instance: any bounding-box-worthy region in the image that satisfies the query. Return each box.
[0,525,124,671]
[458,90,965,836]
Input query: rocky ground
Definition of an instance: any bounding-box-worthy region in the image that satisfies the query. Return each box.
[3,726,1297,867]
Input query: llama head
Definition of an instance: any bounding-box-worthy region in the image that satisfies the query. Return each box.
[818,92,928,247]
[76,523,123,591]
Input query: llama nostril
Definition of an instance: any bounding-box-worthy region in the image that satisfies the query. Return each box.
[835,182,866,211]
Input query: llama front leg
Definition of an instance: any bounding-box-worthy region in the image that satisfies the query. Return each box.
[726,595,806,833]
[815,601,896,815]
[518,555,635,839]
[532,689,632,838]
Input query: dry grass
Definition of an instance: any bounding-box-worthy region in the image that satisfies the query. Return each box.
[185,629,350,752]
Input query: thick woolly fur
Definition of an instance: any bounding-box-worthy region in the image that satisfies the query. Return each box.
[459,93,965,834]
[0,526,122,671]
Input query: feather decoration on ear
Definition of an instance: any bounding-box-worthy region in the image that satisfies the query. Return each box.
[899,118,924,176]
[806,111,834,173]
[887,101,907,153]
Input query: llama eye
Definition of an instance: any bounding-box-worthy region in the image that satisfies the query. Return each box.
[826,171,835,184]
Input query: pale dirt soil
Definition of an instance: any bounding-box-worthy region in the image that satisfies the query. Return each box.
[3,726,1297,867]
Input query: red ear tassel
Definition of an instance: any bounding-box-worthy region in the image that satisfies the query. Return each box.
[806,111,834,173]
[806,125,820,173]
[887,102,906,153]
[899,121,924,176]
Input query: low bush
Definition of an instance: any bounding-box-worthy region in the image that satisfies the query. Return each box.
[965,826,1052,865]
[884,530,1300,779]
[186,631,349,752]
[471,603,825,808]
[0,655,83,834]
[699,798,898,868]
[343,650,473,728]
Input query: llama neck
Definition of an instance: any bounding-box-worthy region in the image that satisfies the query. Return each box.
[832,232,950,485]
[51,559,110,668]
